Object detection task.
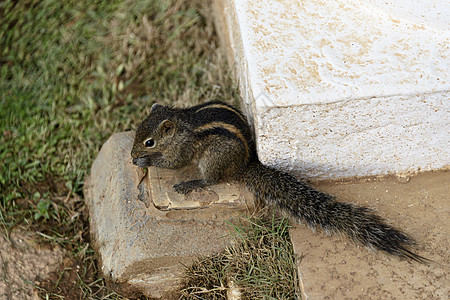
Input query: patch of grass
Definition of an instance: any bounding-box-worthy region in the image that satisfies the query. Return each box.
[1,0,123,224]
[181,216,301,300]
[35,256,126,300]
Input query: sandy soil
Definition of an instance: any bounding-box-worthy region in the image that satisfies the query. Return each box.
[0,230,64,299]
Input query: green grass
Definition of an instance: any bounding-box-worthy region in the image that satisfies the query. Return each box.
[0,0,298,298]
[181,216,300,300]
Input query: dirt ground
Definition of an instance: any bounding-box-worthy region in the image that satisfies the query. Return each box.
[0,230,64,299]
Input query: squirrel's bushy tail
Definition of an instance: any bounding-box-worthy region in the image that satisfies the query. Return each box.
[242,161,426,262]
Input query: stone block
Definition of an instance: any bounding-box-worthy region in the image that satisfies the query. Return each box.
[84,132,254,298]
[213,0,450,179]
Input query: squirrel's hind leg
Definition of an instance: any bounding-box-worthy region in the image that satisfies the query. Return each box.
[173,138,245,195]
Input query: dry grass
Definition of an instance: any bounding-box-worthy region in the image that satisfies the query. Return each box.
[180,216,301,300]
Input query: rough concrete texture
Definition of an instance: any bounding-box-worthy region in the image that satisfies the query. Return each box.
[84,131,254,298]
[290,171,449,299]
[213,0,450,179]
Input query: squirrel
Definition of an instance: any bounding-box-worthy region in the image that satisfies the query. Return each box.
[131,100,426,262]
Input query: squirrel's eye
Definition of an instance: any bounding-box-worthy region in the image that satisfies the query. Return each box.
[144,138,155,148]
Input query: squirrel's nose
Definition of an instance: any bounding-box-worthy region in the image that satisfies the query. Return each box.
[132,158,139,165]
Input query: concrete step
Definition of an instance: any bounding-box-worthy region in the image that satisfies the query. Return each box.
[290,171,449,299]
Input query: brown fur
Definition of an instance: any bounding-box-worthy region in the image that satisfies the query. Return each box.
[131,101,426,262]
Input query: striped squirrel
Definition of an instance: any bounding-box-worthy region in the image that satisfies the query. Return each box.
[131,101,426,262]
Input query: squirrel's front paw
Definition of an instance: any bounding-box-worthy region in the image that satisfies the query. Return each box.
[173,180,205,195]
[173,183,193,195]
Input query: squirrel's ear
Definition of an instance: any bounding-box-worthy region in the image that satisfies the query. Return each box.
[159,119,176,136]
[151,103,162,113]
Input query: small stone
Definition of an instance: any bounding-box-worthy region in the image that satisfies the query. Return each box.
[84,132,254,298]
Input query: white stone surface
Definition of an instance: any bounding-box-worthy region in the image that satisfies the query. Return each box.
[218,0,450,178]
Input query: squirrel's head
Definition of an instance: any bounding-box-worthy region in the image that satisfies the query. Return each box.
[131,103,178,167]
